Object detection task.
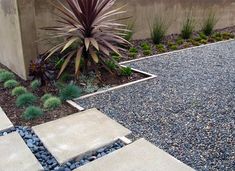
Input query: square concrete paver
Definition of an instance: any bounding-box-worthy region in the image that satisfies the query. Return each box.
[0,132,43,171]
[32,108,131,164]
[76,138,195,171]
[0,107,13,132]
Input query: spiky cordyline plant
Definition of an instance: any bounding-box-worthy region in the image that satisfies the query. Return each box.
[43,0,130,78]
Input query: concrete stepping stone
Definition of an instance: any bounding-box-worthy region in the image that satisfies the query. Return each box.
[0,107,13,132]
[0,132,43,171]
[32,108,131,164]
[75,138,195,171]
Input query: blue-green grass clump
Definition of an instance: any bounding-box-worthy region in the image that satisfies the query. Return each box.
[59,84,81,101]
[43,97,61,110]
[4,80,19,89]
[22,106,43,120]
[16,93,37,108]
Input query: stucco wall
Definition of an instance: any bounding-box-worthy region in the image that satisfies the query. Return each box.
[0,0,37,79]
[34,0,235,53]
[0,0,26,78]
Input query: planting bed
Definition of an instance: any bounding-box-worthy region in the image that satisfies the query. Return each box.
[0,63,147,126]
[120,26,235,62]
[0,126,125,171]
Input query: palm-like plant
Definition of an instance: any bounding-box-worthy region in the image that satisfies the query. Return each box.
[43,0,130,78]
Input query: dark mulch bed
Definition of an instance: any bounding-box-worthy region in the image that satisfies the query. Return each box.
[0,64,146,127]
[121,26,235,62]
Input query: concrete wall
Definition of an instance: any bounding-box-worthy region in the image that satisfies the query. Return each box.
[35,0,235,52]
[0,0,235,79]
[0,0,37,79]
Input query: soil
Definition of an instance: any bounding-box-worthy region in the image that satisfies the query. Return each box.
[0,64,147,127]
[121,26,235,62]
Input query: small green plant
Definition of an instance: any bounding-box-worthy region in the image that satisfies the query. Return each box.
[199,32,208,40]
[176,38,184,45]
[150,17,168,44]
[129,47,138,58]
[105,60,117,70]
[12,86,27,96]
[191,40,201,46]
[222,32,233,40]
[143,50,152,56]
[200,39,208,44]
[202,12,217,36]
[0,71,15,83]
[59,73,73,83]
[16,93,37,108]
[22,106,43,120]
[30,80,41,90]
[169,44,178,50]
[43,97,61,110]
[120,67,132,76]
[41,93,53,102]
[181,16,195,39]
[212,32,223,41]
[0,69,6,74]
[4,80,19,89]
[141,42,151,50]
[156,44,166,53]
[123,21,135,41]
[167,41,174,47]
[59,84,81,101]
[194,37,202,42]
[112,54,121,62]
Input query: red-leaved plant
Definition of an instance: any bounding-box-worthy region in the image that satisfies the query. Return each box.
[43,0,130,78]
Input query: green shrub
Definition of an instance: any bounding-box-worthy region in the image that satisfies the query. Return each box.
[43,97,61,110]
[105,60,117,70]
[0,69,6,74]
[202,12,217,36]
[4,80,19,89]
[222,32,233,40]
[200,39,208,44]
[30,80,41,90]
[150,17,168,44]
[120,67,132,76]
[143,50,152,56]
[59,73,73,83]
[191,40,201,46]
[12,86,27,96]
[16,93,37,108]
[194,37,202,42]
[41,93,53,102]
[0,71,15,83]
[176,38,184,45]
[156,44,166,53]
[59,84,81,101]
[141,42,151,50]
[129,47,138,58]
[181,16,195,39]
[22,106,43,120]
[167,41,174,47]
[112,54,121,62]
[199,32,208,40]
[129,47,138,53]
[169,44,178,50]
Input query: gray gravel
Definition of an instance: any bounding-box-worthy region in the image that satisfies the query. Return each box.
[75,40,235,171]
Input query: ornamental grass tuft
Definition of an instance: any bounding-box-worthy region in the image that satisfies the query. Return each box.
[16,93,37,108]
[4,80,19,89]
[22,106,43,120]
[59,84,81,101]
[0,71,15,83]
[43,97,61,110]
[12,86,27,96]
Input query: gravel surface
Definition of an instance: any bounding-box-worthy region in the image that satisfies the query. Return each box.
[75,40,235,171]
[0,127,125,171]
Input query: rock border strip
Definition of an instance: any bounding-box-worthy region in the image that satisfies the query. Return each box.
[0,126,129,171]
[120,39,235,65]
